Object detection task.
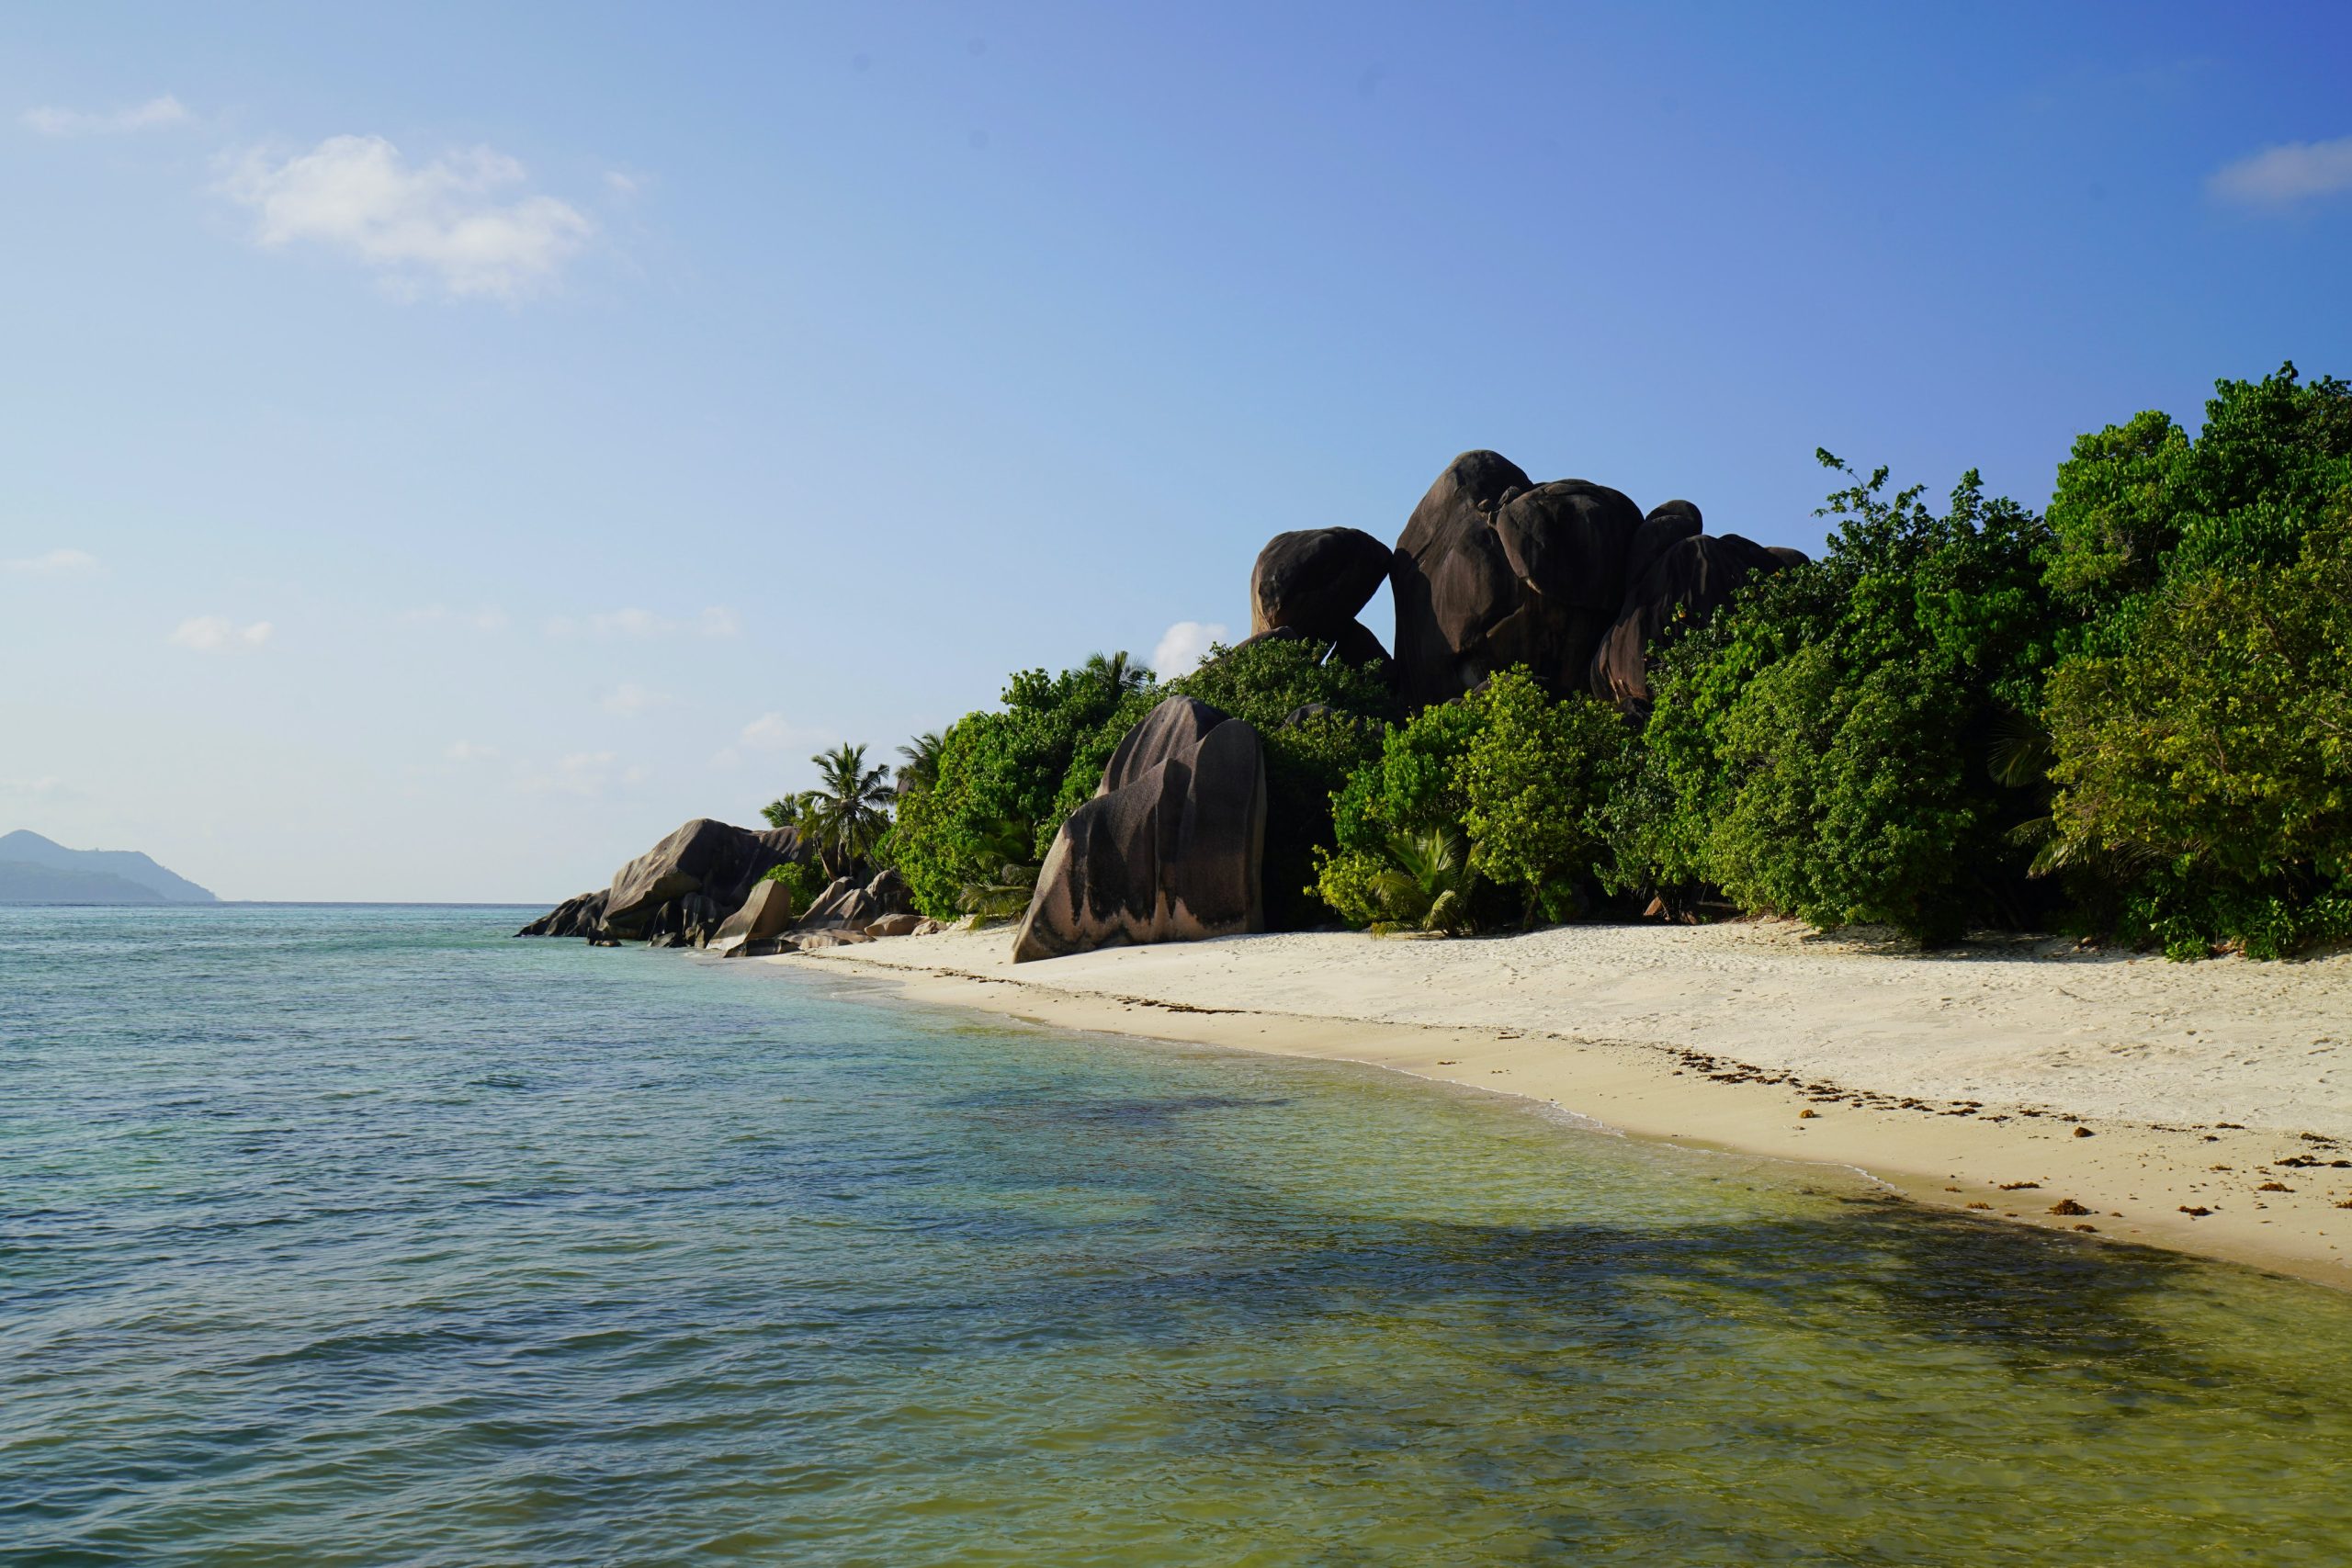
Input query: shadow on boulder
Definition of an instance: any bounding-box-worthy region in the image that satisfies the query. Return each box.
[1012,695,1267,962]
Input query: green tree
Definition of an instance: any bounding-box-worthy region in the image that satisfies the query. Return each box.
[799,742,895,875]
[894,731,946,797]
[890,657,1162,918]
[1457,670,1629,924]
[1620,457,2062,944]
[2042,509,2352,957]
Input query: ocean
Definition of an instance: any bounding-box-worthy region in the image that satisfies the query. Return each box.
[6,904,2352,1564]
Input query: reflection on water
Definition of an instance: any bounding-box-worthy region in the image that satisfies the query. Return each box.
[4,906,2350,1565]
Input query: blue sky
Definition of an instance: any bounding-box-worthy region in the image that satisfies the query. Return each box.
[5,1,2349,901]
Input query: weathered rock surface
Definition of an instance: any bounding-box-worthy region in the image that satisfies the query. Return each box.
[1624,501,1704,595]
[797,930,874,950]
[1012,694,1267,963]
[795,866,916,933]
[1589,532,1789,714]
[1389,451,1643,707]
[710,877,797,957]
[1249,526,1394,637]
[517,818,805,943]
[865,912,923,938]
[517,888,608,939]
[605,818,802,938]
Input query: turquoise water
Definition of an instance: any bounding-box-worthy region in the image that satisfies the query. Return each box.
[6,907,2352,1564]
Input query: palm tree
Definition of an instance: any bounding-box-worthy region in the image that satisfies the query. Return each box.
[896,730,946,797]
[1369,827,1481,936]
[799,742,895,874]
[1082,649,1152,702]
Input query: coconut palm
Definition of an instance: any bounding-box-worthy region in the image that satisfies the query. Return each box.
[799,742,895,874]
[1369,827,1481,936]
[1082,649,1152,701]
[896,730,946,796]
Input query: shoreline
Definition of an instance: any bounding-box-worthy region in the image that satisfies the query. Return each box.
[765,923,2352,1287]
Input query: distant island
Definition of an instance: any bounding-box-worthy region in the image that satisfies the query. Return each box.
[0,829,217,906]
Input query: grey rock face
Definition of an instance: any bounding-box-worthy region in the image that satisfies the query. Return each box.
[520,818,803,943]
[1012,695,1267,963]
[795,865,916,933]
[605,818,801,938]
[1589,532,1789,714]
[517,888,609,938]
[710,877,797,956]
[1623,501,1704,598]
[1389,451,1643,707]
[1249,526,1394,638]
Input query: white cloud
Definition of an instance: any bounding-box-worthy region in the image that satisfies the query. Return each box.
[401,604,509,632]
[169,615,272,652]
[444,740,499,762]
[514,750,649,798]
[21,95,188,138]
[605,169,642,198]
[218,134,592,299]
[2208,134,2352,209]
[1151,620,1228,679]
[545,605,741,640]
[0,547,101,576]
[602,682,667,716]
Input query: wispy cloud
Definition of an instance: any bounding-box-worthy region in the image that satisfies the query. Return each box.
[711,711,830,771]
[21,95,188,138]
[444,740,499,762]
[544,605,740,640]
[2208,134,2352,209]
[601,682,668,717]
[1151,619,1227,678]
[514,750,649,798]
[218,134,593,299]
[169,615,272,652]
[0,547,101,576]
[0,774,74,799]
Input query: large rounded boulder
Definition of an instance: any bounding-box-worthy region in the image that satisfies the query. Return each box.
[600,818,805,940]
[1389,451,1642,708]
[1589,532,1789,714]
[1012,695,1267,962]
[1250,526,1393,638]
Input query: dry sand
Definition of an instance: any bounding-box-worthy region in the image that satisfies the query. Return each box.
[768,921,2352,1285]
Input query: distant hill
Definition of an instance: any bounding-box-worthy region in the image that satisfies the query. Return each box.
[0,830,217,905]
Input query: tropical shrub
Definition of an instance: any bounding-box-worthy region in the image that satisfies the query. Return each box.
[1619,457,2062,944]
[2031,366,2352,956]
[891,653,1158,919]
[1456,670,1630,924]
[2041,507,2352,957]
[1317,669,1623,930]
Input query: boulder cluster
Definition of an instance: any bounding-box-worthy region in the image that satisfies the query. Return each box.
[518,818,943,953]
[524,447,1802,964]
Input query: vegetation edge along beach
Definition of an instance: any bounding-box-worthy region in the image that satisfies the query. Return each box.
[523,364,2352,1281]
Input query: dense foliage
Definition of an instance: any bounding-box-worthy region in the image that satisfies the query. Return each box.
[891,653,1158,919]
[2034,367,2352,955]
[1315,671,1623,931]
[855,364,2352,958]
[1618,458,2063,944]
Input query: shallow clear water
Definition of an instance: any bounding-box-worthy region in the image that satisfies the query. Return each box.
[6,907,2352,1565]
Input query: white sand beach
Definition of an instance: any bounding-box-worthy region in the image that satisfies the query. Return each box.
[776,922,2352,1284]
